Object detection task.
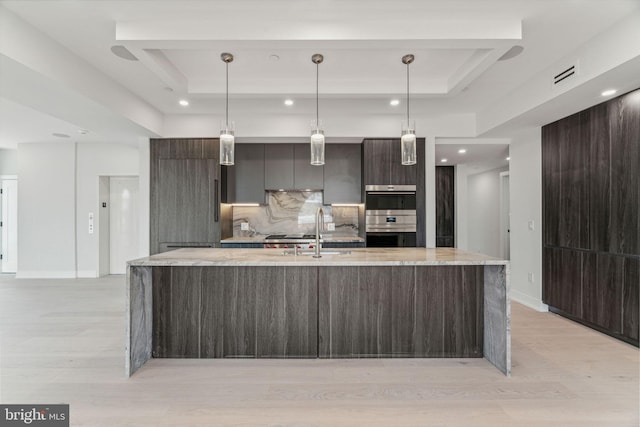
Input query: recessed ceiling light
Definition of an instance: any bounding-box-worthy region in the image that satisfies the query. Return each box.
[179,99,189,107]
[506,157,511,161]
[390,99,400,106]
[52,133,70,138]
[284,99,294,106]
[78,129,88,135]
[601,89,617,97]
[269,54,280,62]
[458,148,467,154]
[441,158,448,163]
[110,45,138,61]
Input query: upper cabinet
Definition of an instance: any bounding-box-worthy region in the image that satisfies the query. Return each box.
[293,144,324,190]
[435,166,455,247]
[224,144,265,204]
[362,138,417,185]
[264,144,324,190]
[150,138,221,254]
[324,144,362,204]
[264,144,295,190]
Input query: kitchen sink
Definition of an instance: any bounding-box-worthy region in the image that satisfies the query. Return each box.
[281,249,351,256]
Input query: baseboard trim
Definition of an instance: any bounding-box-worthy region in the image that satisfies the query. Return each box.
[549,306,639,348]
[15,270,77,279]
[510,290,549,312]
[76,270,99,278]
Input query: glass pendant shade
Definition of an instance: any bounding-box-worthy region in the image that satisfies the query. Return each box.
[220,121,235,166]
[219,52,235,165]
[310,120,325,166]
[401,120,417,165]
[310,53,325,166]
[400,54,417,166]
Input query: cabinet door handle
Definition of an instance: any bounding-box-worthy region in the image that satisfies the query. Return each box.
[214,178,219,222]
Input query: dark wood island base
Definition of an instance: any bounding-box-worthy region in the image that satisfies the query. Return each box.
[126,248,510,376]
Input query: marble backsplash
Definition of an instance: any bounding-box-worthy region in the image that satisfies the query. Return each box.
[232,191,360,237]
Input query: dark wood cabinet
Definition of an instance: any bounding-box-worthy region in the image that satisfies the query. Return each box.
[609,93,640,256]
[542,88,640,347]
[622,258,639,342]
[415,266,483,357]
[582,253,624,334]
[154,265,317,359]
[257,267,318,357]
[200,267,234,358]
[363,138,417,185]
[318,265,483,358]
[152,267,202,358]
[436,166,455,247]
[150,138,221,255]
[317,266,362,357]
[543,247,583,319]
[224,144,265,204]
[390,266,416,356]
[542,121,561,247]
[362,139,391,186]
[149,263,490,360]
[324,144,362,203]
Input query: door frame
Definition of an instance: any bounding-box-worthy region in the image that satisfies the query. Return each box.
[499,171,510,260]
[0,175,18,273]
[98,175,140,276]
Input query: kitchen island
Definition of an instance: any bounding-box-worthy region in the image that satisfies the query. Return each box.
[126,248,510,376]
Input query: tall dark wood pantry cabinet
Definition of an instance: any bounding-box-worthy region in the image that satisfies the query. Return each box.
[150,138,221,254]
[542,89,640,346]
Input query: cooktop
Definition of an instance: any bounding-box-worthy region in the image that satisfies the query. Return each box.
[265,234,316,240]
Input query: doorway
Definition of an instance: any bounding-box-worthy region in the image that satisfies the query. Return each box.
[1,177,17,273]
[99,176,139,275]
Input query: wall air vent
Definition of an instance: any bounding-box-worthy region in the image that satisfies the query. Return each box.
[552,62,579,86]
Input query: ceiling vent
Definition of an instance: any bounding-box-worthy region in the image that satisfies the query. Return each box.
[552,61,579,87]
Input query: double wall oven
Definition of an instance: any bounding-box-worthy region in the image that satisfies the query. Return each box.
[365,185,416,247]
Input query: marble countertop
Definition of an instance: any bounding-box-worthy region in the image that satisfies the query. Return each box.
[221,236,365,243]
[128,247,508,267]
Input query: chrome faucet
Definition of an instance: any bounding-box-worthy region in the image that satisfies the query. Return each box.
[313,207,324,258]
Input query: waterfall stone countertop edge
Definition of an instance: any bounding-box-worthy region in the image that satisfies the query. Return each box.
[221,236,365,243]
[128,247,509,267]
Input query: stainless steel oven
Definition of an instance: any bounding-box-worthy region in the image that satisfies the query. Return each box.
[365,185,417,247]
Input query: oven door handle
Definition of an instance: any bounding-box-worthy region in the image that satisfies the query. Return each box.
[366,191,416,195]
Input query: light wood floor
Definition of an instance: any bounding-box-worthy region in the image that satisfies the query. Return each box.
[0,275,637,427]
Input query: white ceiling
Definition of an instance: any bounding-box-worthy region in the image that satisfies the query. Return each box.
[0,0,639,158]
[434,143,510,173]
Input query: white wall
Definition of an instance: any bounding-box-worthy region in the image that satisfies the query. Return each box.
[17,142,76,278]
[137,138,150,258]
[76,143,139,277]
[466,166,509,257]
[509,128,546,311]
[0,149,17,175]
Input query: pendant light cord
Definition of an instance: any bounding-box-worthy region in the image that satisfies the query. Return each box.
[406,62,410,123]
[225,61,229,128]
[316,62,319,127]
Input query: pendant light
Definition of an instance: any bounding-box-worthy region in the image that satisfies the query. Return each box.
[310,53,325,166]
[219,52,235,166]
[401,54,417,166]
